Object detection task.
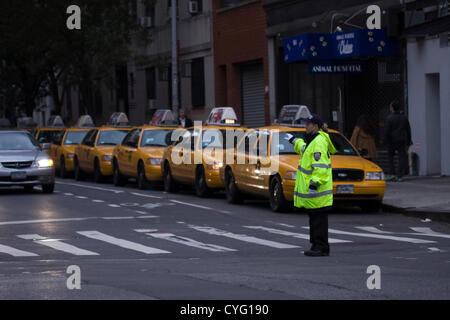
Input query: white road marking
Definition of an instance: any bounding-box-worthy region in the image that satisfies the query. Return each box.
[77,231,170,254]
[245,226,352,243]
[188,225,300,249]
[135,230,236,252]
[428,247,445,252]
[0,244,38,257]
[63,193,74,196]
[75,196,88,199]
[108,204,121,208]
[130,192,162,199]
[102,217,134,220]
[356,226,393,234]
[56,181,124,194]
[92,199,105,203]
[410,227,450,239]
[134,229,159,233]
[136,215,159,219]
[303,227,436,244]
[135,210,148,215]
[170,200,231,214]
[0,216,157,226]
[17,234,98,256]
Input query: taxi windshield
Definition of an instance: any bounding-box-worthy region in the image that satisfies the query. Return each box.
[271,131,357,156]
[140,129,172,147]
[201,129,241,150]
[64,131,88,145]
[97,130,129,146]
[37,130,63,144]
[0,132,40,151]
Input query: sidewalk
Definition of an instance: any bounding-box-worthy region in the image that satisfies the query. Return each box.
[382,175,450,223]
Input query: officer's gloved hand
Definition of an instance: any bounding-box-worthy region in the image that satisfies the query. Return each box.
[284,133,296,144]
[309,184,317,194]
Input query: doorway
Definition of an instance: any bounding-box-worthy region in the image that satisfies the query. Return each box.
[425,73,441,175]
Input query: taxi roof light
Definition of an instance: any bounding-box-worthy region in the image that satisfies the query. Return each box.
[150,109,178,126]
[16,117,37,128]
[107,112,130,127]
[276,105,311,127]
[47,115,65,128]
[74,115,95,128]
[206,107,240,126]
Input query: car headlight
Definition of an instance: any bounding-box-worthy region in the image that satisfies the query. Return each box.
[365,171,384,181]
[284,171,297,180]
[101,155,114,162]
[146,158,162,166]
[67,153,75,159]
[35,158,54,168]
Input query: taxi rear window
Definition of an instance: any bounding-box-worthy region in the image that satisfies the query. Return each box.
[140,129,173,147]
[201,129,243,150]
[97,130,129,146]
[64,131,88,145]
[37,130,63,144]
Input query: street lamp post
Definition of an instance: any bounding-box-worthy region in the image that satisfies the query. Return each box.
[171,0,179,117]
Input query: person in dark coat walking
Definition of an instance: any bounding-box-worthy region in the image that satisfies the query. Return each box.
[383,101,412,182]
[178,109,193,128]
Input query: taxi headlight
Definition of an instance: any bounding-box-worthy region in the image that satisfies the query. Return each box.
[67,153,75,159]
[146,158,162,166]
[101,155,114,162]
[36,158,54,168]
[365,171,384,181]
[284,171,297,180]
[206,161,223,170]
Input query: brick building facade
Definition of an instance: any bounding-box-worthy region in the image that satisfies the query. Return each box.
[212,0,270,127]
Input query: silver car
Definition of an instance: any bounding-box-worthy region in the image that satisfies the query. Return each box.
[0,130,55,193]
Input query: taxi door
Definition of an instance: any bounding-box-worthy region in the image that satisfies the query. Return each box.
[78,129,97,172]
[171,128,195,182]
[119,128,142,176]
[232,129,260,193]
[51,130,65,166]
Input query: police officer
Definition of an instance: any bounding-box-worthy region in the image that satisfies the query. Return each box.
[285,114,337,256]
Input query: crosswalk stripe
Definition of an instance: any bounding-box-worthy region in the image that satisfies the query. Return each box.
[244,226,352,244]
[0,244,38,257]
[137,231,237,252]
[77,231,170,254]
[410,227,450,239]
[303,227,436,244]
[17,234,99,256]
[188,225,300,249]
[356,226,393,234]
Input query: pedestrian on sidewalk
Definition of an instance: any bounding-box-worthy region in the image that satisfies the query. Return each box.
[178,109,193,128]
[285,114,338,257]
[383,101,412,182]
[351,114,377,161]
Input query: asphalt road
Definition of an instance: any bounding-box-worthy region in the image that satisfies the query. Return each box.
[0,178,449,299]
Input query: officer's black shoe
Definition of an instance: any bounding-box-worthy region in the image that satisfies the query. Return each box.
[304,249,329,257]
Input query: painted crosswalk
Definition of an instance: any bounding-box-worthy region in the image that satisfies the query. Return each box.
[0,224,448,259]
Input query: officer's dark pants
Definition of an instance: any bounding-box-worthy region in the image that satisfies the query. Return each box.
[388,143,408,177]
[308,207,331,253]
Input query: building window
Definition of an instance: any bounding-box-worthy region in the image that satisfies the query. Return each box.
[220,0,246,9]
[188,0,203,15]
[191,57,205,108]
[146,67,156,100]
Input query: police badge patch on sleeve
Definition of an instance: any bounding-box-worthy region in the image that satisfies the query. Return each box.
[314,152,321,161]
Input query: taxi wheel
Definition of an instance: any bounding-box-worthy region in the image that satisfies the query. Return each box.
[137,162,149,190]
[93,159,104,183]
[42,183,55,194]
[113,161,126,187]
[225,169,243,204]
[74,158,84,181]
[60,156,68,179]
[163,163,178,193]
[269,175,289,212]
[195,166,210,197]
[360,200,382,213]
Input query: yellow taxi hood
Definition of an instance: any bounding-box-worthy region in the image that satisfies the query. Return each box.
[96,146,116,155]
[140,147,166,158]
[331,155,382,171]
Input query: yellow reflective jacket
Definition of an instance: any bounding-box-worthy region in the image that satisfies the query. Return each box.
[293,130,337,209]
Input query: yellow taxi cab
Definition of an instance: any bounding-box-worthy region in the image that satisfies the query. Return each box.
[161,107,247,197]
[112,109,178,189]
[74,113,131,183]
[49,115,94,178]
[220,105,386,212]
[35,116,65,155]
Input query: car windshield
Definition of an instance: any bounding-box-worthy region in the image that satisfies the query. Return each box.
[140,129,172,147]
[0,132,40,150]
[37,130,63,144]
[97,130,129,146]
[201,129,241,149]
[271,131,357,156]
[64,131,88,145]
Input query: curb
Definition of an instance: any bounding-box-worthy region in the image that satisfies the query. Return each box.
[382,204,450,224]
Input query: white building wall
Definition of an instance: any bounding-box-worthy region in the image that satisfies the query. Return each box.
[407,37,450,175]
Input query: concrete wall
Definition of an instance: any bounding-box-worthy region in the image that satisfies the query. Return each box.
[407,37,450,176]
